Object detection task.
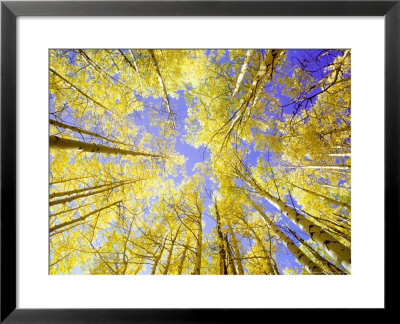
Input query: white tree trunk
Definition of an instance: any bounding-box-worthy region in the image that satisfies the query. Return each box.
[148,49,175,127]
[245,178,351,272]
[163,226,181,275]
[50,182,115,199]
[249,198,325,274]
[193,216,203,275]
[231,49,256,99]
[50,135,162,158]
[50,200,121,233]
[227,220,245,275]
[50,119,127,146]
[225,50,285,139]
[178,238,189,275]
[284,180,350,211]
[329,153,351,157]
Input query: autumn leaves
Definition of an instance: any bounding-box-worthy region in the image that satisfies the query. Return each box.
[49,49,351,275]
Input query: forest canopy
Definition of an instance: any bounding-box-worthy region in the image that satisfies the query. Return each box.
[49,49,351,275]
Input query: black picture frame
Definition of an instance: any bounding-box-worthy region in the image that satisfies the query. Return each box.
[1,0,398,322]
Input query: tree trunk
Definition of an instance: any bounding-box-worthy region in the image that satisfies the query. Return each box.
[295,165,350,172]
[225,50,285,140]
[50,68,118,118]
[249,198,325,274]
[227,220,245,274]
[118,49,137,72]
[193,215,203,275]
[49,180,133,207]
[148,50,174,126]
[49,217,90,237]
[50,175,91,186]
[78,50,122,85]
[321,125,350,136]
[320,183,351,191]
[241,218,277,275]
[129,50,144,93]
[151,238,166,275]
[121,221,134,275]
[283,221,346,274]
[224,235,237,275]
[214,203,228,275]
[50,119,127,146]
[50,135,162,158]
[177,238,189,275]
[297,234,345,275]
[302,209,351,234]
[231,49,256,99]
[49,202,91,218]
[49,200,121,233]
[245,176,351,272]
[163,226,181,275]
[50,182,116,199]
[329,153,351,157]
[283,180,351,211]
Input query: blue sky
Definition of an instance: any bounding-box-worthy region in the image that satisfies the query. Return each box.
[51,49,348,275]
[125,51,328,273]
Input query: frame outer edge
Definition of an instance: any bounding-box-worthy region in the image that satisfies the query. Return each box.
[1,1,17,322]
[2,1,398,16]
[0,0,398,322]
[385,1,400,311]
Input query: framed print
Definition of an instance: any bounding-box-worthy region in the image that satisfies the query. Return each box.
[1,0,398,322]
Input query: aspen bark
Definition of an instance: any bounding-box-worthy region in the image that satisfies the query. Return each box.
[241,218,277,275]
[249,199,325,274]
[283,220,346,275]
[118,50,137,72]
[225,235,237,275]
[225,50,285,140]
[50,119,127,146]
[121,221,134,275]
[163,226,181,275]
[193,215,203,275]
[321,125,351,136]
[50,182,115,199]
[148,49,175,126]
[245,177,351,272]
[215,203,228,275]
[49,200,121,233]
[50,68,119,118]
[283,180,351,211]
[49,180,133,207]
[302,209,351,232]
[50,135,162,158]
[227,220,245,274]
[50,252,72,267]
[177,238,189,275]
[50,175,91,186]
[231,49,256,99]
[254,233,277,275]
[151,238,166,275]
[129,50,144,93]
[320,184,351,191]
[297,234,345,275]
[78,50,119,83]
[49,202,91,218]
[329,153,351,157]
[49,218,90,238]
[296,165,350,171]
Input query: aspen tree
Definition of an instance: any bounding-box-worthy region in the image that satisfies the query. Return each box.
[242,172,351,272]
[49,49,351,275]
[50,136,162,158]
[249,198,325,274]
